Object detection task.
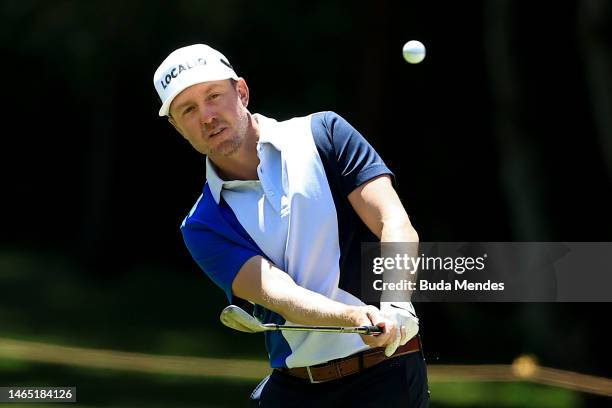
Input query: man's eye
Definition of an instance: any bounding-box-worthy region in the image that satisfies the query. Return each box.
[209,93,220,100]
[183,106,195,115]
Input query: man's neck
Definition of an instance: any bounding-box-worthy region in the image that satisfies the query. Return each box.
[211,114,260,181]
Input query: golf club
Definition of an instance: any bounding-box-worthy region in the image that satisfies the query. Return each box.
[220,305,382,335]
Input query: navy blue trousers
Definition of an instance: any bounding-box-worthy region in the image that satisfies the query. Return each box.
[250,351,429,407]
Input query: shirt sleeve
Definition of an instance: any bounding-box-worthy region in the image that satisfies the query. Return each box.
[181,220,259,303]
[312,111,395,196]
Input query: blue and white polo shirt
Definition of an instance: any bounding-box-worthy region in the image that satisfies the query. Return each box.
[181,111,412,368]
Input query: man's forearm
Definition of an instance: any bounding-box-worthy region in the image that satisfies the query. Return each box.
[380,218,419,303]
[232,256,365,327]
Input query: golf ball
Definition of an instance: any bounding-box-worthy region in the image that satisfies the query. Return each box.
[402,40,426,64]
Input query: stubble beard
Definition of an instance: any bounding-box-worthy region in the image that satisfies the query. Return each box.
[209,134,242,157]
[207,111,249,158]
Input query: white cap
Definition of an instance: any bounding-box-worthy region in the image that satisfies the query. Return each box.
[153,44,239,116]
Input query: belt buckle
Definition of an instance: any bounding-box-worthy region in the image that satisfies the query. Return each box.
[306,366,324,384]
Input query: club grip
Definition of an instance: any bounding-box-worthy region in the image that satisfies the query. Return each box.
[363,325,383,335]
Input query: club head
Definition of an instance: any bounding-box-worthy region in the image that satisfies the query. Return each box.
[220,305,266,333]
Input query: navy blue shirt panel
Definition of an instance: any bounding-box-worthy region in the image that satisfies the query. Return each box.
[311,111,395,303]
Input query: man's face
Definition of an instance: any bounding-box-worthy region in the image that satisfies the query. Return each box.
[168,79,250,158]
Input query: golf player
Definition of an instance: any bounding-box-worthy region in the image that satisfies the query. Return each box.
[154,44,429,407]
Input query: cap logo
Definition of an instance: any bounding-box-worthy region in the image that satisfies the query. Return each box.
[160,57,207,90]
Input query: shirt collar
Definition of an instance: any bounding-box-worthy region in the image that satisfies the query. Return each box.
[254,113,284,151]
[205,158,225,204]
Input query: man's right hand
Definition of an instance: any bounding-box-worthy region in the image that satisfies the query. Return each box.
[352,305,398,349]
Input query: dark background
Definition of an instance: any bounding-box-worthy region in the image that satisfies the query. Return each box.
[2,1,612,406]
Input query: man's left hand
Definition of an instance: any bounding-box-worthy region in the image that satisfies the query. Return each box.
[380,302,419,357]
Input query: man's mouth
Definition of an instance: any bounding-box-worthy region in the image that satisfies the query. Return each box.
[209,127,226,138]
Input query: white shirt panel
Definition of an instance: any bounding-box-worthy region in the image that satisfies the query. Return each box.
[206,145,289,271]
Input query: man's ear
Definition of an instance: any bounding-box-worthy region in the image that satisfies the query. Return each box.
[236,78,249,107]
[168,116,187,140]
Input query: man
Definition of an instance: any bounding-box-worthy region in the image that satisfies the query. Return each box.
[154,43,429,407]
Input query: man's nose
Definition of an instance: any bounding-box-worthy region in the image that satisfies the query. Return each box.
[198,104,216,125]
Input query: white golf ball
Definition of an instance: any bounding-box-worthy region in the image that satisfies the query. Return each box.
[402,40,426,64]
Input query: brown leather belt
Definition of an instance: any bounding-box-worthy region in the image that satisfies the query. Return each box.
[276,336,421,383]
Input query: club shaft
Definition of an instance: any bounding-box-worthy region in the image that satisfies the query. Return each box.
[262,324,381,335]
